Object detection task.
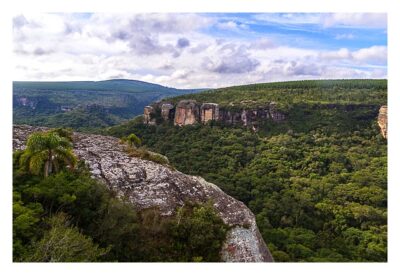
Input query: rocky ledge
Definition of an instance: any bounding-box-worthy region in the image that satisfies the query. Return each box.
[13,124,273,262]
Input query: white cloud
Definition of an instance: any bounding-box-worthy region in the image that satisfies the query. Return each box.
[253,13,321,25]
[13,13,387,89]
[253,13,386,29]
[322,13,387,29]
[335,34,355,40]
[216,21,249,31]
[352,46,387,64]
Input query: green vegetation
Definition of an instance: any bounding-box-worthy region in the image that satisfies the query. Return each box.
[107,79,387,262]
[13,131,228,262]
[121,133,142,148]
[18,131,77,177]
[13,79,203,131]
[164,79,386,110]
[120,133,170,167]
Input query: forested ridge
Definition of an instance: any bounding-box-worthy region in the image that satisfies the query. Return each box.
[107,79,387,262]
[13,79,203,132]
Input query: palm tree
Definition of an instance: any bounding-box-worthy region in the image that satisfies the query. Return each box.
[19,131,77,177]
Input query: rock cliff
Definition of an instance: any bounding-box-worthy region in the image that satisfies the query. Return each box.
[378,105,387,138]
[143,106,156,125]
[174,100,200,126]
[145,100,285,128]
[13,124,274,262]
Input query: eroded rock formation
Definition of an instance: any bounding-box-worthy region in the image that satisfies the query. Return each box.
[13,124,273,262]
[174,100,200,126]
[143,106,156,125]
[378,105,387,138]
[144,100,285,128]
[201,103,220,123]
[161,103,175,121]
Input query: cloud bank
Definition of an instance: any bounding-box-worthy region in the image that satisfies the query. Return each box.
[13,13,387,88]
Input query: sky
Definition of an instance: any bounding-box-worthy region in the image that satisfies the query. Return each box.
[13,13,387,89]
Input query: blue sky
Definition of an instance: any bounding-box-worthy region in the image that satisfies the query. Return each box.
[13,13,387,88]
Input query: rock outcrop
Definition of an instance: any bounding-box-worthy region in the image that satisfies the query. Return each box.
[143,106,156,125]
[13,124,273,262]
[378,105,387,138]
[161,103,175,121]
[201,103,220,123]
[174,100,200,126]
[145,100,285,128]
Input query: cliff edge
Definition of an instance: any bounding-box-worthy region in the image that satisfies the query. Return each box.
[13,124,274,262]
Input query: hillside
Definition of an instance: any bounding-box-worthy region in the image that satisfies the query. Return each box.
[163,79,387,108]
[13,79,203,131]
[106,79,387,262]
[13,125,272,262]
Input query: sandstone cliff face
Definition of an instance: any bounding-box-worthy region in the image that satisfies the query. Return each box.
[174,100,200,126]
[13,124,273,262]
[161,103,175,121]
[201,103,220,123]
[143,106,156,125]
[378,105,387,138]
[145,100,285,128]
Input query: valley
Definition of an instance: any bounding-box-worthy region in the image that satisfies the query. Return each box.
[13,79,387,262]
[13,79,204,131]
[106,79,388,261]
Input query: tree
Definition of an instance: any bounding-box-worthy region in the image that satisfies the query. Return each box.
[27,213,109,262]
[122,133,142,148]
[169,202,229,262]
[19,131,77,177]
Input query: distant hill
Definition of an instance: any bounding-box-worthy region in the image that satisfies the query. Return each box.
[13,79,204,131]
[162,79,387,109]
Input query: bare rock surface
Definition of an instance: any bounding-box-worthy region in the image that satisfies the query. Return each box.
[146,100,286,128]
[378,105,387,139]
[174,100,200,126]
[13,124,273,262]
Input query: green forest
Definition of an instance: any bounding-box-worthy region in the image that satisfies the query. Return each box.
[106,79,387,262]
[13,79,387,262]
[13,79,203,131]
[13,130,228,262]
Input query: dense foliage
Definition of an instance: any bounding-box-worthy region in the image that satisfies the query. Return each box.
[165,79,386,111]
[107,79,387,262]
[13,79,203,131]
[13,132,228,262]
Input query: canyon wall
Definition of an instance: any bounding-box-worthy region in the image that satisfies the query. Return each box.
[144,100,286,128]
